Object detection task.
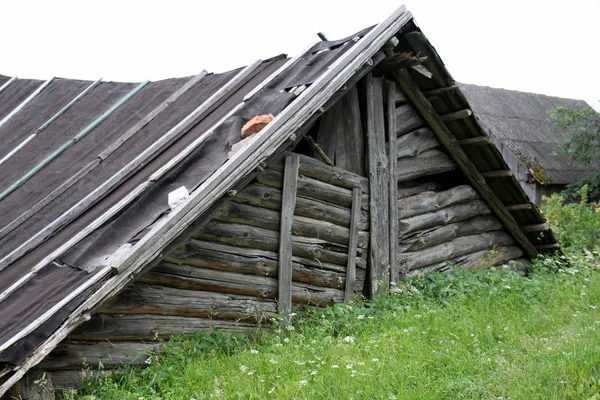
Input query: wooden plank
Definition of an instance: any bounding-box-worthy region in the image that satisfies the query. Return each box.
[377,53,427,71]
[0,9,415,397]
[422,85,459,97]
[536,243,560,250]
[481,170,513,178]
[332,86,365,175]
[0,77,54,130]
[278,155,299,322]
[386,80,400,283]
[390,68,538,258]
[439,109,472,122]
[345,188,362,301]
[397,181,446,199]
[365,73,390,294]
[0,76,17,95]
[520,223,549,232]
[506,203,533,211]
[458,136,491,146]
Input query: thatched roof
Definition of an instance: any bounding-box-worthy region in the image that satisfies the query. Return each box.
[459,83,598,185]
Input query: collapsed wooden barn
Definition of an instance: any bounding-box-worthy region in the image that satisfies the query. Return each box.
[0,6,561,397]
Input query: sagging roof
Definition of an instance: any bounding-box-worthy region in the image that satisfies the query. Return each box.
[0,8,412,393]
[459,83,599,185]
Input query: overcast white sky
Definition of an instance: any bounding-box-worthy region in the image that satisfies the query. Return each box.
[1,0,599,107]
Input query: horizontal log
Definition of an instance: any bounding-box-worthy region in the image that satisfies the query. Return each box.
[168,239,366,274]
[520,223,550,232]
[193,221,366,268]
[422,85,459,97]
[457,136,491,146]
[399,200,492,237]
[439,109,472,122]
[480,170,513,178]
[40,340,157,370]
[163,242,366,289]
[233,183,369,230]
[140,266,347,306]
[270,153,369,193]
[399,231,515,271]
[214,200,368,249]
[51,370,121,390]
[506,203,533,211]
[397,181,446,199]
[396,127,439,159]
[396,149,456,182]
[399,215,503,252]
[99,283,277,321]
[397,185,479,219]
[395,103,424,136]
[257,168,368,209]
[69,314,256,341]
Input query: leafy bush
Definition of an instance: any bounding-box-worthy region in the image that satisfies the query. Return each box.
[540,185,600,250]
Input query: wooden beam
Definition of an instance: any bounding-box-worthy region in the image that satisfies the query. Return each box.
[506,203,533,211]
[480,170,513,178]
[458,136,491,146]
[345,188,362,301]
[520,223,549,233]
[278,155,299,324]
[377,52,428,72]
[390,69,538,259]
[365,73,390,295]
[386,80,400,283]
[535,243,561,250]
[439,109,472,122]
[422,85,459,97]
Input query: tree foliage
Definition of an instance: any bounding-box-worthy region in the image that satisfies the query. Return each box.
[548,106,600,165]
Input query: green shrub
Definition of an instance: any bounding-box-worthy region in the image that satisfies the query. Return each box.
[540,185,600,250]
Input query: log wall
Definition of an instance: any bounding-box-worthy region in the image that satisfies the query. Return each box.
[41,154,369,389]
[391,81,526,277]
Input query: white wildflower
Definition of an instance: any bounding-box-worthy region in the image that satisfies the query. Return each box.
[357,315,365,319]
[269,359,277,364]
[250,349,259,354]
[298,380,307,385]
[342,336,355,343]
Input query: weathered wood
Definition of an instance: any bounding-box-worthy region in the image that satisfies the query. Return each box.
[439,109,472,122]
[193,221,366,269]
[520,223,550,232]
[304,135,334,166]
[399,231,515,271]
[399,200,492,237]
[387,80,400,283]
[99,283,277,321]
[396,149,456,182]
[480,170,513,178]
[70,314,256,341]
[278,156,299,321]
[377,52,427,71]
[395,103,424,136]
[397,181,446,198]
[365,73,390,294]
[140,267,345,306]
[535,243,561,250]
[422,85,459,97]
[506,203,533,211]
[345,188,362,301]
[50,370,119,390]
[215,198,369,248]
[40,341,158,370]
[7,369,55,400]
[458,136,491,146]
[257,169,368,209]
[397,185,479,219]
[399,215,503,252]
[233,184,369,230]
[396,127,439,159]
[269,153,370,193]
[391,68,538,258]
[316,86,365,175]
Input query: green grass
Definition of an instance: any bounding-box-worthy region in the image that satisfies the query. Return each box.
[63,250,600,400]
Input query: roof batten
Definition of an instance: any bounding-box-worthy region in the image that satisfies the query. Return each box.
[0,76,17,95]
[0,78,103,167]
[0,77,54,130]
[0,80,149,203]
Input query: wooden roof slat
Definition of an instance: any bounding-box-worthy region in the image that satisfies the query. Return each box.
[0,77,54,130]
[0,76,17,95]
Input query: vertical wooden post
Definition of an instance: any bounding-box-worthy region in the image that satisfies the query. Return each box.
[278,155,299,324]
[365,73,390,296]
[344,188,362,301]
[386,80,399,284]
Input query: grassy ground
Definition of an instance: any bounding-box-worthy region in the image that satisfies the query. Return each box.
[64,249,600,400]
